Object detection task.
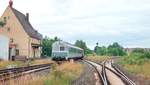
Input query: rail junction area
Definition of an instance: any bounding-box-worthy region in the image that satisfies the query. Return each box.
[0,57,137,85]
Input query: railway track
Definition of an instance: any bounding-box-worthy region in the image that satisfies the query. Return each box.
[0,63,52,82]
[84,60,136,85]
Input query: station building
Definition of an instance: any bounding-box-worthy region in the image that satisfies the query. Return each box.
[0,0,42,60]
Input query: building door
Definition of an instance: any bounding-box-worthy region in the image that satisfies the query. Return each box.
[9,47,16,61]
[33,48,36,58]
[9,48,11,60]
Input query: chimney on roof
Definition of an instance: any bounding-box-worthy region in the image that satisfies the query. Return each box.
[9,0,13,7]
[26,13,29,21]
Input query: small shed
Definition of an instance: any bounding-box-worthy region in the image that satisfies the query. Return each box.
[0,35,9,60]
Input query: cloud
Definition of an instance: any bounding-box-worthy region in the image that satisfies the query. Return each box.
[1,0,150,49]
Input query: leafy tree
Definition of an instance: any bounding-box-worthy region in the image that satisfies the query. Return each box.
[94,42,126,56]
[0,21,5,27]
[41,36,59,57]
[94,46,107,55]
[75,40,93,55]
[107,42,126,56]
[75,40,87,50]
[132,48,145,53]
[100,46,107,55]
[143,51,150,59]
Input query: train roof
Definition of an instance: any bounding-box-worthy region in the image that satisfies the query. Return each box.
[53,41,83,50]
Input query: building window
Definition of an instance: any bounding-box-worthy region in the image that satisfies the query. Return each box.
[10,38,14,43]
[4,17,6,20]
[8,16,10,19]
[7,27,10,32]
[4,17,7,23]
[60,46,65,51]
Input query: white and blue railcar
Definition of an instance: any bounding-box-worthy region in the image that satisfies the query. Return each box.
[52,41,84,60]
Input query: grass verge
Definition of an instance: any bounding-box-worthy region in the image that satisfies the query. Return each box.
[117,57,150,79]
[30,59,54,65]
[86,56,112,62]
[0,61,83,85]
[45,62,83,85]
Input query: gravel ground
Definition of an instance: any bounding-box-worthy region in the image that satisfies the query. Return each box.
[72,62,99,85]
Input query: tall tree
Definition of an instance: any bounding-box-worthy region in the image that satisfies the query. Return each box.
[107,42,126,56]
[75,40,92,55]
[94,46,107,55]
[41,36,59,57]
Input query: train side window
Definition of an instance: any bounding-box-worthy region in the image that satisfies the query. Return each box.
[60,46,65,51]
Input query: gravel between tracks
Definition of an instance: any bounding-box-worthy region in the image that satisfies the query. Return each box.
[72,62,100,85]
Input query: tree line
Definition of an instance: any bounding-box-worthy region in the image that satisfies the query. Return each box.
[94,42,126,56]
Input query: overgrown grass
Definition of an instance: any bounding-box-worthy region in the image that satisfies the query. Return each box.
[30,59,54,65]
[0,61,83,85]
[0,74,50,85]
[119,53,146,65]
[117,54,150,79]
[121,61,150,79]
[45,62,83,85]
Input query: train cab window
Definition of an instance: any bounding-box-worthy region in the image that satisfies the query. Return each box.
[60,46,65,51]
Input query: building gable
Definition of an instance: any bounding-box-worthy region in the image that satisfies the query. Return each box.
[0,6,29,38]
[0,6,42,40]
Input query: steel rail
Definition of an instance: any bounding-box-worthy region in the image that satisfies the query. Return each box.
[84,60,136,85]
[110,60,136,85]
[83,60,106,85]
[0,63,52,81]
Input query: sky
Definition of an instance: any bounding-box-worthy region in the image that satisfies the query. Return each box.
[0,0,150,49]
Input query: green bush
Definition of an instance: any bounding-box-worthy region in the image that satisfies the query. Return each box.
[0,21,5,27]
[123,53,146,65]
[132,48,145,53]
[120,50,150,65]
[143,51,150,59]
